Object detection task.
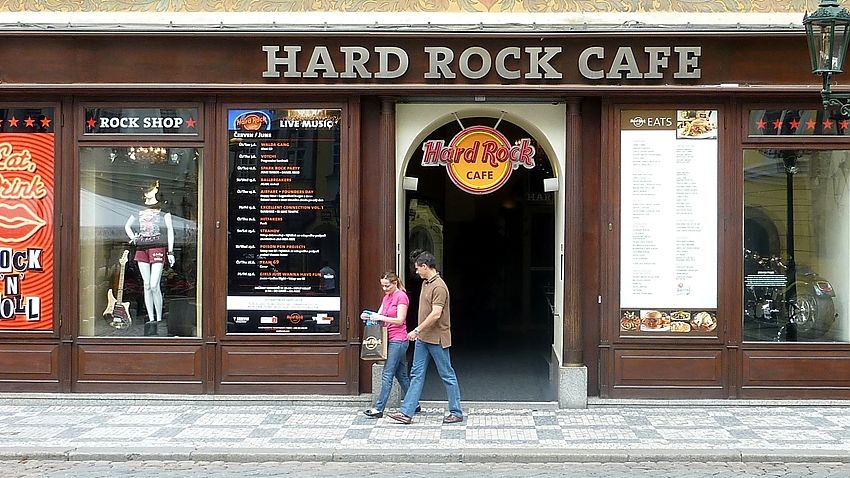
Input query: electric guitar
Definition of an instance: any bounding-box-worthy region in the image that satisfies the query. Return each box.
[103,250,132,329]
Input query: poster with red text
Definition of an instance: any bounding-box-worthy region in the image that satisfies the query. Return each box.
[0,108,54,331]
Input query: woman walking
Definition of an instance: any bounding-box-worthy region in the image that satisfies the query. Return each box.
[362,272,419,418]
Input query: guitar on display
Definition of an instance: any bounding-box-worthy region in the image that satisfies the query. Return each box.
[103,250,132,329]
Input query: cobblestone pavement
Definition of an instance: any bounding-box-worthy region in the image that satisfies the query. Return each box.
[0,402,849,463]
[4,460,850,477]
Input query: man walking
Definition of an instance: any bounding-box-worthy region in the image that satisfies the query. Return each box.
[388,251,463,424]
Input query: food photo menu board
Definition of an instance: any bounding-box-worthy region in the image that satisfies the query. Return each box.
[226,108,341,334]
[619,110,718,336]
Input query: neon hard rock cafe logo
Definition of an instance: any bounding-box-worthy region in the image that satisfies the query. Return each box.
[233,111,270,131]
[421,126,536,194]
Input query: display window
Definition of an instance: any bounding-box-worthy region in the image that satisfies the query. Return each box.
[743,149,849,343]
[78,145,201,337]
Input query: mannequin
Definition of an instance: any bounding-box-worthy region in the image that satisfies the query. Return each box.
[125,180,175,323]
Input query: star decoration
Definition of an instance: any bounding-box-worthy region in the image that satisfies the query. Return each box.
[788,118,800,130]
[86,117,96,129]
[806,119,817,130]
[40,117,51,128]
[756,118,767,130]
[24,117,35,128]
[7,116,19,127]
[841,120,850,130]
[186,117,196,128]
[823,118,835,130]
[772,119,783,130]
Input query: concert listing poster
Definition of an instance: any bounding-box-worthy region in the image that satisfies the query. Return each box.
[226,108,341,334]
[0,108,55,331]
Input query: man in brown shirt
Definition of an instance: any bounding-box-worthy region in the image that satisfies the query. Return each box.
[388,251,463,424]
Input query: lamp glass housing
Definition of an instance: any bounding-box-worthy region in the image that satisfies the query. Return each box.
[804,1,850,74]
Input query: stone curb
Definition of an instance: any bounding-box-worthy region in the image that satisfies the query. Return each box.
[0,447,70,461]
[0,393,375,408]
[69,446,196,462]
[587,398,850,408]
[739,448,850,463]
[0,447,848,464]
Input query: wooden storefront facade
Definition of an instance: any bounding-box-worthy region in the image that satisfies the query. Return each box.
[0,28,848,401]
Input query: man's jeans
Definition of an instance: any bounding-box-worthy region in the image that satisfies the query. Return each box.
[374,340,411,412]
[400,340,462,418]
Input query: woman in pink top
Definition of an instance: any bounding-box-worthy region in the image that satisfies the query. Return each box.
[362,272,419,418]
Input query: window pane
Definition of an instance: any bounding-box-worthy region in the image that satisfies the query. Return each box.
[743,150,848,342]
[747,110,850,137]
[79,147,200,337]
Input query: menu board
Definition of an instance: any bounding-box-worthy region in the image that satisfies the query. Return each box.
[619,110,718,336]
[0,108,54,331]
[226,108,341,334]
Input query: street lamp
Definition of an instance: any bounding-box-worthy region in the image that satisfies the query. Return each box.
[804,0,850,115]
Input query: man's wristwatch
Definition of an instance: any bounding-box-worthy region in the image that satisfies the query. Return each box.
[413,327,420,334]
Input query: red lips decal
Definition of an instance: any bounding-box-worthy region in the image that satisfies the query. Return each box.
[0,203,46,243]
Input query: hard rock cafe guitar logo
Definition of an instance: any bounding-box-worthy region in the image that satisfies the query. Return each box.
[421,126,536,194]
[362,335,381,350]
[233,111,271,131]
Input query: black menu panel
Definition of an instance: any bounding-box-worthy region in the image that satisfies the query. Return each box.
[226,109,341,334]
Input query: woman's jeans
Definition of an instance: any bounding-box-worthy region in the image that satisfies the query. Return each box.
[374,340,411,412]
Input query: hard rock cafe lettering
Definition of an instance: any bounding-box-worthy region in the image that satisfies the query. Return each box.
[422,126,536,194]
[262,45,702,81]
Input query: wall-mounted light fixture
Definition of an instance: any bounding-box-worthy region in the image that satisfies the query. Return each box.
[804,0,850,115]
[543,177,560,192]
[402,176,419,191]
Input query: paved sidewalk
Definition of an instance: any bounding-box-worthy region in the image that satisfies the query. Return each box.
[0,395,849,464]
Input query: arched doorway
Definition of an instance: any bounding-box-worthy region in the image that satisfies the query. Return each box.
[401,114,557,402]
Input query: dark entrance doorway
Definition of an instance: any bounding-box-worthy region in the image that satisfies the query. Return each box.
[404,116,556,402]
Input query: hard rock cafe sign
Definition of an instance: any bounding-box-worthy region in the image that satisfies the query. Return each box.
[421,126,536,194]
